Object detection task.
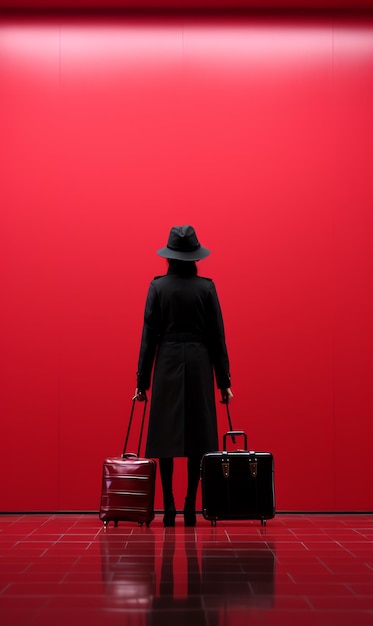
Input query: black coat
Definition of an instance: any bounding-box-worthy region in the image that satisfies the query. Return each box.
[137,265,231,458]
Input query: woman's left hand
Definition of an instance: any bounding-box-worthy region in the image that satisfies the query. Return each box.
[220,388,233,404]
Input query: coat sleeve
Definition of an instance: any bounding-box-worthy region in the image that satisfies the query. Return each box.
[136,281,160,391]
[207,281,231,389]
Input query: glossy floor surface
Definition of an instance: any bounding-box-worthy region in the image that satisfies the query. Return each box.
[0,513,372,625]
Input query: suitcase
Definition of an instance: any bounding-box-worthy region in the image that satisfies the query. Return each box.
[201,429,275,526]
[99,398,156,528]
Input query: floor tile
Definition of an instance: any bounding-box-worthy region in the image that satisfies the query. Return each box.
[0,513,372,625]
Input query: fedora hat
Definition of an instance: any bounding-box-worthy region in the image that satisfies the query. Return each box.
[157,225,210,261]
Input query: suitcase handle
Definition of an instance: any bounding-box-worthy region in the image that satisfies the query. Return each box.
[122,398,148,457]
[223,430,248,450]
[221,402,236,443]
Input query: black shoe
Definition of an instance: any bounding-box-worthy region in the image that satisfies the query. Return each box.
[163,501,176,527]
[183,508,196,527]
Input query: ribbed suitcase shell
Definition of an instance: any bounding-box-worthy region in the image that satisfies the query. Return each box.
[201,432,275,525]
[99,454,156,527]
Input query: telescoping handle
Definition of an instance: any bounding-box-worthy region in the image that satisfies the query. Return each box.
[223,430,248,451]
[221,401,236,443]
[122,397,148,457]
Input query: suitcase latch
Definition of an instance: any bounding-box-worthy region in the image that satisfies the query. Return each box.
[222,459,230,478]
[249,460,258,478]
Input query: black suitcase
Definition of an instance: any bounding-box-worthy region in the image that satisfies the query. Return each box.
[201,430,275,526]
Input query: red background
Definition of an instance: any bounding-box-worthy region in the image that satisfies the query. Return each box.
[1,4,372,513]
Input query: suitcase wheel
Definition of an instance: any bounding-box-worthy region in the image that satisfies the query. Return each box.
[138,521,152,528]
[209,518,267,527]
[103,520,118,529]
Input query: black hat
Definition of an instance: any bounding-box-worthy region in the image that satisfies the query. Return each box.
[157,225,210,261]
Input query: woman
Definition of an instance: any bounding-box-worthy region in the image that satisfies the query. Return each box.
[135,225,233,526]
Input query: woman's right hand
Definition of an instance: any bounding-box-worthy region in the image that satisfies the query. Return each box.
[133,388,147,402]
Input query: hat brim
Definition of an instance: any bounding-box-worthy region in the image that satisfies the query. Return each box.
[157,246,210,261]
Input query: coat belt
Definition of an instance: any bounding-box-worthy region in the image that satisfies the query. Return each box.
[160,333,207,343]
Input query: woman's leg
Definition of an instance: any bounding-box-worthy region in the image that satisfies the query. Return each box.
[184,456,201,526]
[159,457,176,526]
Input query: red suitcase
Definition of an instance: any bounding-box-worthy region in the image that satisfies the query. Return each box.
[99,398,156,528]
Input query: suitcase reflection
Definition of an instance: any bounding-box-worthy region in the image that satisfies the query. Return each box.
[100,528,276,618]
[100,529,156,609]
[201,538,276,608]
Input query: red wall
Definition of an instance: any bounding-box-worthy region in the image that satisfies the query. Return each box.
[1,12,372,512]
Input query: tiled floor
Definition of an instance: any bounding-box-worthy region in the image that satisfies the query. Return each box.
[0,513,372,626]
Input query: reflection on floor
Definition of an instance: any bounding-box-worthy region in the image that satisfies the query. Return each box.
[0,513,372,625]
